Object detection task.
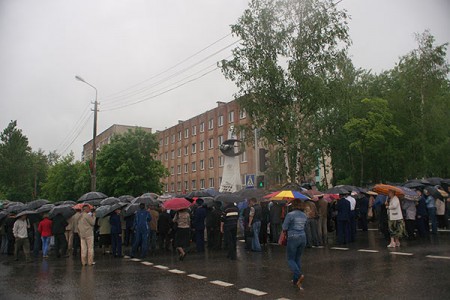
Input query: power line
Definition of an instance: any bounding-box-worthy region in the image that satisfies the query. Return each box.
[101,33,232,101]
[55,103,91,152]
[59,113,93,156]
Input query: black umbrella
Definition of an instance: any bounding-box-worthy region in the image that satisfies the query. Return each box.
[100,197,120,206]
[426,177,443,186]
[214,193,245,204]
[36,204,55,214]
[82,199,103,206]
[95,205,113,219]
[16,210,39,218]
[6,203,27,214]
[54,200,77,206]
[26,199,50,210]
[424,186,443,200]
[132,195,158,206]
[0,211,7,222]
[187,190,216,198]
[142,192,159,200]
[77,191,108,203]
[233,188,269,200]
[403,182,426,189]
[118,195,134,203]
[49,205,76,219]
[123,203,140,217]
[324,186,350,195]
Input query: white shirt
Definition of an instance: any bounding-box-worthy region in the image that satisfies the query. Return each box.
[13,219,29,239]
[346,196,356,211]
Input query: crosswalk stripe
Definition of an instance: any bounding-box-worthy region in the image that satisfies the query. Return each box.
[239,288,267,296]
[210,280,234,287]
[358,249,379,253]
[188,274,207,280]
[426,255,450,260]
[331,247,349,251]
[141,261,153,266]
[154,265,169,270]
[390,252,413,256]
[130,258,141,262]
[169,269,186,274]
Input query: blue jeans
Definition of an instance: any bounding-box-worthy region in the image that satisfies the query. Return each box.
[41,236,51,257]
[428,207,437,234]
[251,221,262,252]
[286,233,306,283]
[132,231,149,258]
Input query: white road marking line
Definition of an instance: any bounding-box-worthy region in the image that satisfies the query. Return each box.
[130,258,141,262]
[330,247,349,251]
[276,298,291,300]
[426,255,450,260]
[368,228,378,231]
[239,288,267,296]
[390,252,413,256]
[210,280,234,287]
[438,229,450,232]
[358,249,379,253]
[169,269,186,274]
[141,261,154,266]
[188,274,207,280]
[154,265,169,270]
[123,255,130,259]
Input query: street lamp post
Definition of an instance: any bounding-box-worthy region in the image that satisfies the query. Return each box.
[75,75,98,192]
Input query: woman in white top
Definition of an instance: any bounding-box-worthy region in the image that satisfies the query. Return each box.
[386,189,405,248]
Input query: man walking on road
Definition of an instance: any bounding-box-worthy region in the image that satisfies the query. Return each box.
[13,215,31,262]
[248,198,262,252]
[52,213,68,258]
[131,203,151,258]
[221,203,239,260]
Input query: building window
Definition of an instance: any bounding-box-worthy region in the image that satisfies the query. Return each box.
[239,109,246,119]
[229,111,235,123]
[218,135,223,146]
[171,183,175,192]
[208,138,214,149]
[218,115,224,127]
[200,179,205,189]
[219,155,224,167]
[191,143,196,154]
[200,140,204,151]
[208,118,214,130]
[240,151,247,162]
[184,163,188,173]
[200,159,204,170]
[209,157,214,168]
[219,177,222,186]
[177,148,181,157]
[192,125,197,136]
[192,161,196,172]
[164,152,168,161]
[184,181,189,192]
[184,128,189,138]
[184,146,188,156]
[170,166,174,175]
[191,180,196,190]
[178,131,182,141]
[159,139,163,146]
[199,122,204,132]
[165,183,168,193]
[165,136,169,145]
[209,178,215,188]
[177,182,181,192]
[171,134,175,143]
[240,130,246,140]
[171,150,175,159]
[177,165,181,174]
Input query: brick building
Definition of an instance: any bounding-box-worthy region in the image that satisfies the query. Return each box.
[157,100,258,194]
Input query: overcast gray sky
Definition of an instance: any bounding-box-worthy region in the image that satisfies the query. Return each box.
[1,0,449,160]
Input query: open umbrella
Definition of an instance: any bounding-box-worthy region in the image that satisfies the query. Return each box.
[6,203,27,214]
[36,204,55,214]
[162,198,192,210]
[426,177,443,186]
[81,199,103,206]
[72,203,93,211]
[142,192,159,200]
[95,205,115,219]
[0,211,8,222]
[372,184,404,197]
[214,193,245,204]
[233,188,269,200]
[49,205,76,219]
[132,195,158,206]
[26,199,50,210]
[16,210,38,218]
[118,195,135,203]
[77,191,108,203]
[100,197,120,206]
[186,190,216,198]
[264,190,310,201]
[123,203,140,217]
[424,186,443,200]
[324,186,350,195]
[396,186,419,201]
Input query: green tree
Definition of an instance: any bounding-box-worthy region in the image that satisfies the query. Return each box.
[96,129,168,196]
[30,149,50,199]
[41,153,90,201]
[0,120,33,201]
[344,98,402,185]
[220,0,351,183]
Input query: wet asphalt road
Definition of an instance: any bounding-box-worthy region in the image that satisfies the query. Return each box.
[1,229,450,300]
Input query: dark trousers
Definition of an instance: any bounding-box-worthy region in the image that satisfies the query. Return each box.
[54,233,67,257]
[207,227,221,250]
[260,221,268,245]
[405,219,416,239]
[270,223,281,243]
[33,231,41,257]
[125,228,134,246]
[7,237,15,255]
[132,231,148,258]
[337,220,350,244]
[195,229,205,252]
[416,217,428,237]
[73,233,80,256]
[224,227,237,260]
[350,211,356,242]
[111,233,122,256]
[14,237,30,261]
[359,213,368,231]
[158,231,170,251]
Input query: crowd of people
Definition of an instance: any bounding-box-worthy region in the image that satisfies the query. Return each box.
[0,185,449,291]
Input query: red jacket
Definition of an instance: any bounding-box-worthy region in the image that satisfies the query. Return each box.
[38,218,53,237]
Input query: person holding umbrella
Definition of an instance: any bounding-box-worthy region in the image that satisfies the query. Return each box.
[52,212,69,258]
[78,204,96,266]
[220,202,239,260]
[424,189,437,234]
[38,214,52,258]
[13,214,31,262]
[386,189,405,248]
[109,208,122,258]
[173,208,190,261]
[131,203,151,259]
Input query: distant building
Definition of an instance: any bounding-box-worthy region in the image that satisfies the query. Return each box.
[156,100,258,194]
[82,124,152,162]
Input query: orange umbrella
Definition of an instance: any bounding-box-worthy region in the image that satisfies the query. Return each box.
[372,184,404,197]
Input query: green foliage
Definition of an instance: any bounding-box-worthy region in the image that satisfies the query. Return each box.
[96,129,168,196]
[220,0,350,182]
[41,153,90,201]
[0,120,33,201]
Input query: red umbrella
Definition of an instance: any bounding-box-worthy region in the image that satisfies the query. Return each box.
[162,198,192,211]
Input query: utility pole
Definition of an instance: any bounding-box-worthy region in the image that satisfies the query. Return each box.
[75,75,98,191]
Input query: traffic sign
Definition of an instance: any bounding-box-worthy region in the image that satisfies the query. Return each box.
[245,174,255,188]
